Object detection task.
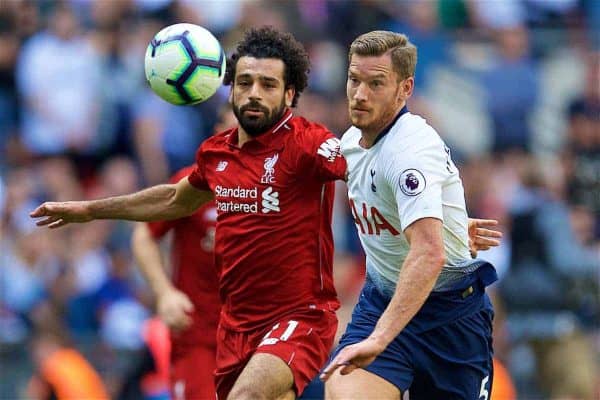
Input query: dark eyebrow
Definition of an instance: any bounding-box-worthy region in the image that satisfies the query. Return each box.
[260,76,280,84]
[236,73,280,84]
[347,71,388,80]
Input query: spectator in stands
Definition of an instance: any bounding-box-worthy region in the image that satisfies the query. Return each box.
[499,158,599,399]
[15,3,102,157]
[481,25,539,153]
[563,51,600,238]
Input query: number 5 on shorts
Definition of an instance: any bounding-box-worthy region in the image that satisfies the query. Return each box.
[479,375,490,400]
[260,320,299,346]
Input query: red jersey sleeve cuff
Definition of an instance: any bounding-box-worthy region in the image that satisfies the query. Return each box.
[187,170,210,191]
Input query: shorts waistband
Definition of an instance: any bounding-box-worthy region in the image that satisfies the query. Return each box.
[364,262,497,307]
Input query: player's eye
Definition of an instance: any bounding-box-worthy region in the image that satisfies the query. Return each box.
[348,77,359,85]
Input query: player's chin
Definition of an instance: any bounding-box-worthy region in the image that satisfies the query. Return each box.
[350,115,371,129]
[240,118,269,136]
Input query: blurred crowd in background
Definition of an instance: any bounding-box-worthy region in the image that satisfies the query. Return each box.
[0,0,598,398]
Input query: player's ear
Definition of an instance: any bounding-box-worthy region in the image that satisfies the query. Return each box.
[402,77,414,98]
[228,86,233,104]
[284,86,295,107]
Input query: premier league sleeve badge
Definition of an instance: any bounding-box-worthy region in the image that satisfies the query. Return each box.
[399,169,426,196]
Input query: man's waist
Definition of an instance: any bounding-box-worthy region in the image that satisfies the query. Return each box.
[362,272,495,334]
[434,259,498,292]
[365,260,497,302]
[220,299,339,333]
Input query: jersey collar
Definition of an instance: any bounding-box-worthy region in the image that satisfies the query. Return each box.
[370,105,409,147]
[227,108,293,149]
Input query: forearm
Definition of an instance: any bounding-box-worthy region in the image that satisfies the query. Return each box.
[131,224,174,296]
[369,251,444,347]
[89,184,195,222]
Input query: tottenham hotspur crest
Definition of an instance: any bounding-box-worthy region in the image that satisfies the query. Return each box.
[261,153,279,183]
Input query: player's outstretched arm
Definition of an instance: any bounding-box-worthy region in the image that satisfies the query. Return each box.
[131,223,193,331]
[30,177,213,229]
[321,217,445,381]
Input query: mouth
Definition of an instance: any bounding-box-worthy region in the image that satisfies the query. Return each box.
[351,108,370,115]
[241,103,268,117]
[243,110,265,118]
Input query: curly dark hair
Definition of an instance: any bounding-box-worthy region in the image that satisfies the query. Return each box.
[224,26,310,107]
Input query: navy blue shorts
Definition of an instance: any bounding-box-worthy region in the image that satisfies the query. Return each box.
[331,264,497,399]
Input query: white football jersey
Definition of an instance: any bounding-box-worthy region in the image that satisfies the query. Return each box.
[342,109,472,295]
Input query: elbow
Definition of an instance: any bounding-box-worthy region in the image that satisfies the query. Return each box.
[166,188,193,219]
[433,252,446,270]
[168,199,192,218]
[436,252,446,269]
[180,200,199,218]
[423,246,446,271]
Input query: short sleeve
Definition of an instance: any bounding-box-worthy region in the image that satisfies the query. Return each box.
[297,123,347,182]
[382,140,448,231]
[188,144,210,190]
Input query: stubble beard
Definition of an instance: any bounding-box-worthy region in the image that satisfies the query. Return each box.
[350,100,401,136]
[233,99,287,137]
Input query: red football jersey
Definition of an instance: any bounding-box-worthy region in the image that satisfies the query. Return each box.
[188,109,347,331]
[147,166,220,349]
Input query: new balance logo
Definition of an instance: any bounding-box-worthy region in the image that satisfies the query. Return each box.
[317,138,341,162]
[216,161,228,172]
[261,186,280,213]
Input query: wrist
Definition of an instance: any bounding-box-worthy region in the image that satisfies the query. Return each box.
[367,334,390,352]
[154,281,176,298]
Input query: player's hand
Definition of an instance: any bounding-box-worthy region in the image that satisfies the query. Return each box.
[319,337,385,382]
[467,218,502,258]
[30,201,93,229]
[157,288,194,332]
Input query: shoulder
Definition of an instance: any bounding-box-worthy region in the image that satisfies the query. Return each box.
[286,116,339,151]
[385,113,444,156]
[198,128,234,152]
[340,126,360,148]
[170,165,196,183]
[210,128,235,143]
[288,116,335,139]
[379,114,446,175]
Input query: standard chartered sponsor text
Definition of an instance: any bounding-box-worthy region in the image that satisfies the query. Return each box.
[217,200,258,213]
[215,185,257,198]
[215,185,259,213]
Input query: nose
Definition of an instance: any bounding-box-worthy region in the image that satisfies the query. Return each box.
[353,82,368,102]
[248,82,262,101]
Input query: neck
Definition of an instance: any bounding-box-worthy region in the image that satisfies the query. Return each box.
[360,131,380,149]
[237,127,252,148]
[360,102,407,149]
[236,108,291,148]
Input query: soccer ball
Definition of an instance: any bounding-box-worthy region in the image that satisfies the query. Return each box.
[145,23,226,105]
